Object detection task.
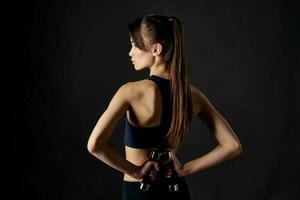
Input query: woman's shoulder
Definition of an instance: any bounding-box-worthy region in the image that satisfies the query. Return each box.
[190,84,204,98]
[120,79,157,101]
[190,83,218,119]
[190,83,209,101]
[189,83,209,117]
[125,78,157,91]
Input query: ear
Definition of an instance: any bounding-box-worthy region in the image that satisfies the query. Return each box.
[151,43,163,56]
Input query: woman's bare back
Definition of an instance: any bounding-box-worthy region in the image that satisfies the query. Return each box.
[123,79,202,181]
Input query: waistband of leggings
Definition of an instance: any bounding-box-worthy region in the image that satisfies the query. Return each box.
[122,176,186,184]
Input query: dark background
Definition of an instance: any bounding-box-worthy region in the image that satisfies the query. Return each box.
[11,0,299,199]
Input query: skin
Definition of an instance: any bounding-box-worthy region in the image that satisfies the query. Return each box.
[87,37,243,182]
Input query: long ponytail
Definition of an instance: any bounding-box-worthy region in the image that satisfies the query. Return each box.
[164,16,193,151]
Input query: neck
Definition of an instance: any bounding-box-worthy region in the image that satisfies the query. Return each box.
[149,63,170,79]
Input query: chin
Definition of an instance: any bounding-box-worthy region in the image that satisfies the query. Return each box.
[133,64,147,71]
[134,67,143,71]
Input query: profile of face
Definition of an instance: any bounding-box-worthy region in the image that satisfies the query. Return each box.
[128,38,161,71]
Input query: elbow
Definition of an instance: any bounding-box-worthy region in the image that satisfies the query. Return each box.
[87,140,102,154]
[234,146,243,156]
[87,141,95,153]
[231,142,243,156]
[224,142,243,156]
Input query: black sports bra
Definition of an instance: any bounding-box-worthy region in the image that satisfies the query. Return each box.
[124,75,173,149]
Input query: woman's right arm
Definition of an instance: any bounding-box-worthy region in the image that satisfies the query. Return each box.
[182,86,242,176]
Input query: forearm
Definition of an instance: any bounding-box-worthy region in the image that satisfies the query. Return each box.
[88,145,138,178]
[183,144,241,176]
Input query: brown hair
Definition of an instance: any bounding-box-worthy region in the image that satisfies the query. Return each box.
[128,14,193,151]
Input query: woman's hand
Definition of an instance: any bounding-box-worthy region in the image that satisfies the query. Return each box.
[132,160,160,180]
[168,156,186,177]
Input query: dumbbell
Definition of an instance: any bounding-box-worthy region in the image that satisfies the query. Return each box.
[139,150,180,192]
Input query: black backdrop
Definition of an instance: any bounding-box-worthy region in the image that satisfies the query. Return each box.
[11,0,299,199]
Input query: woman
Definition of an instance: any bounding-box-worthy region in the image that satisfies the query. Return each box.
[87,14,242,200]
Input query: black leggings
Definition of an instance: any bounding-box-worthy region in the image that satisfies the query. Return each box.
[122,177,191,200]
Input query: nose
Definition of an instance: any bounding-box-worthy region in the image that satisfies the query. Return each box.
[128,47,132,57]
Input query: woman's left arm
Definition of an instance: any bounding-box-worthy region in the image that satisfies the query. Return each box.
[179,87,243,177]
[87,82,139,178]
